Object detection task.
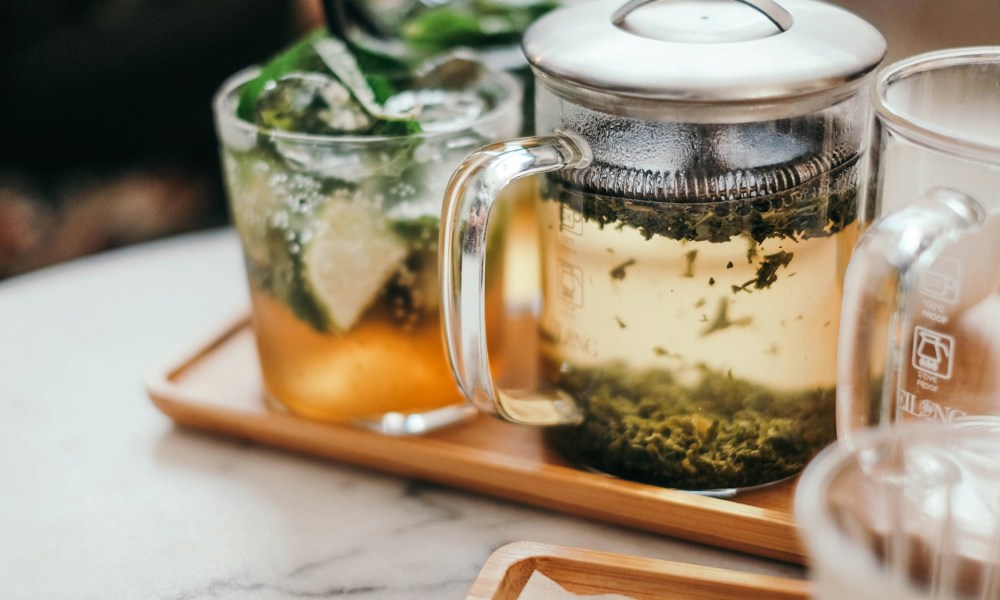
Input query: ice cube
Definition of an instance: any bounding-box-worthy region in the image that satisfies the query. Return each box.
[383,89,487,132]
[272,137,359,180]
[255,72,373,134]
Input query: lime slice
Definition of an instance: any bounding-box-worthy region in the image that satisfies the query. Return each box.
[301,199,408,332]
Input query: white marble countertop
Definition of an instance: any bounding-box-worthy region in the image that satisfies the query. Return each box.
[0,228,804,599]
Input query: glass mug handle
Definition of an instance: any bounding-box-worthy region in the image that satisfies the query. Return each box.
[440,132,591,425]
[837,188,985,441]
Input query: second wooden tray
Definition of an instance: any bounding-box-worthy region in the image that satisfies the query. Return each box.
[467,541,810,599]
[145,315,806,564]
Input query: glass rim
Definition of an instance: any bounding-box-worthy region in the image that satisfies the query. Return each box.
[793,424,932,588]
[213,64,523,145]
[795,419,1000,582]
[793,432,853,559]
[872,46,1000,166]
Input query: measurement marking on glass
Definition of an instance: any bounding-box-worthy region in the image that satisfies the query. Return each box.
[559,204,584,236]
[919,257,960,304]
[558,261,584,307]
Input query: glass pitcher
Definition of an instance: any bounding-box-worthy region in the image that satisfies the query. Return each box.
[838,48,1000,440]
[441,0,885,493]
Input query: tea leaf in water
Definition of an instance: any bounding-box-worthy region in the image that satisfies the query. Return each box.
[683,249,697,277]
[652,346,682,359]
[610,258,636,281]
[547,364,836,490]
[701,298,752,336]
[753,251,794,289]
[731,280,753,295]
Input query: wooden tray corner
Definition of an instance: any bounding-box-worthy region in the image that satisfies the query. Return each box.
[466,542,809,599]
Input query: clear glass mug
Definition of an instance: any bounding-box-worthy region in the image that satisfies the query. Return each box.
[440,0,883,493]
[795,418,1000,599]
[837,48,1000,440]
[214,65,521,434]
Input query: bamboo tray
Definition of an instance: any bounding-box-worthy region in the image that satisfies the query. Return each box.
[145,314,806,564]
[467,542,809,599]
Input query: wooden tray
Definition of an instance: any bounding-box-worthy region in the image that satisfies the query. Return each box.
[145,315,805,564]
[467,542,809,599]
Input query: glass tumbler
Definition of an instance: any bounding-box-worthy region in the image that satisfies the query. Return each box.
[214,66,521,434]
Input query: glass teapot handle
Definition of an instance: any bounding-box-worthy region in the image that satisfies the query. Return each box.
[837,188,985,441]
[440,132,590,426]
[612,0,794,31]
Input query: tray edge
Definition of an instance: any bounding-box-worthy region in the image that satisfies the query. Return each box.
[465,541,811,600]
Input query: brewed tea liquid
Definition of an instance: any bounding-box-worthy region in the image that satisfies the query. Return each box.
[538,165,859,491]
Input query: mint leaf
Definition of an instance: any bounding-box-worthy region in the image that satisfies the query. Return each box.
[237,28,329,122]
[369,119,423,136]
[365,75,396,104]
[238,31,423,136]
[401,0,556,51]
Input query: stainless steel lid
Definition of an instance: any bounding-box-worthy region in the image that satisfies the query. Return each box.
[522,0,886,102]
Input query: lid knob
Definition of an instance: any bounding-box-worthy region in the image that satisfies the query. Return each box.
[612,0,794,41]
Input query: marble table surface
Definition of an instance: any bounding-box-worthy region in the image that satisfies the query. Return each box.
[0,228,805,599]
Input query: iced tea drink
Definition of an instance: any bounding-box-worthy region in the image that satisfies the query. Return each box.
[214,33,521,432]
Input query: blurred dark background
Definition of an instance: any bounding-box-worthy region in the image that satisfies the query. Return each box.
[0,0,996,279]
[0,0,322,277]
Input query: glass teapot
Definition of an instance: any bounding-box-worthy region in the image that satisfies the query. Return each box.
[838,48,1000,441]
[441,0,885,493]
